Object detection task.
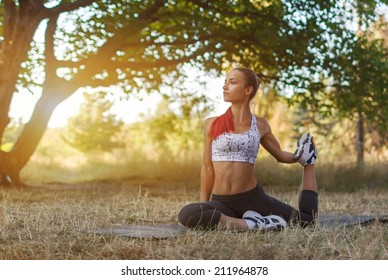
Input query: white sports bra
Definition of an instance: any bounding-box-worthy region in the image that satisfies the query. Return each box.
[211,114,260,164]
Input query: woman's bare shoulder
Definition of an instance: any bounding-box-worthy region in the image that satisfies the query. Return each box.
[204,116,217,127]
[205,116,218,122]
[204,117,217,131]
[255,116,271,136]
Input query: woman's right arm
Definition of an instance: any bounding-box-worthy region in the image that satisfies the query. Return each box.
[200,117,215,202]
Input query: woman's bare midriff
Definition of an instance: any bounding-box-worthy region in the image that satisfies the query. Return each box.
[212,161,257,195]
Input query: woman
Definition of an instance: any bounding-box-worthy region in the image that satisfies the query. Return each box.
[178,67,318,230]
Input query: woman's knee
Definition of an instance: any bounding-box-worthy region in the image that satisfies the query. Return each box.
[178,204,196,226]
[298,190,318,226]
[298,211,318,227]
[178,202,220,229]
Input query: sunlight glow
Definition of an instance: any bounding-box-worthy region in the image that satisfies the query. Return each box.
[7,5,231,129]
[9,74,227,128]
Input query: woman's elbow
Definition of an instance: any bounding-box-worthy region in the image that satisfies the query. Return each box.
[273,153,289,163]
[273,155,283,163]
[202,164,214,175]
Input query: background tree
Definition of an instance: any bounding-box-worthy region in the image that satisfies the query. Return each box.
[0,0,96,185]
[62,91,124,153]
[289,0,388,169]
[1,0,384,186]
[139,90,213,162]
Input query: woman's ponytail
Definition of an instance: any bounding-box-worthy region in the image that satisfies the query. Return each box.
[209,107,234,140]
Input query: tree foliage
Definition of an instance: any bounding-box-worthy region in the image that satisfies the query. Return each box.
[62,91,124,153]
[138,90,213,161]
[271,0,388,168]
[0,0,387,186]
[291,1,388,126]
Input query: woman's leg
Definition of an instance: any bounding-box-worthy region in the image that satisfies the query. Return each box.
[179,189,267,230]
[179,166,319,230]
[297,164,318,225]
[249,165,318,226]
[218,214,249,230]
[178,200,237,229]
[219,185,294,230]
[301,164,317,192]
[222,165,318,228]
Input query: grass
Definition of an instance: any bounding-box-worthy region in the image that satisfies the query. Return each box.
[2,128,387,260]
[0,181,387,260]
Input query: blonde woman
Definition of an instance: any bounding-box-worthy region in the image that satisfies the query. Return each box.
[178,67,318,230]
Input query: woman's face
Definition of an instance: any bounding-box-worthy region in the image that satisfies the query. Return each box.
[222,69,251,103]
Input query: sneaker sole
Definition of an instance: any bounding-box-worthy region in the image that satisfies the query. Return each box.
[293,133,310,160]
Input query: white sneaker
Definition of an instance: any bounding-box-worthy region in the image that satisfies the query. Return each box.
[293,133,311,160]
[298,136,317,166]
[243,210,287,230]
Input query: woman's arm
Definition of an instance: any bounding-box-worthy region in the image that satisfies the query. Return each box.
[200,117,215,201]
[258,117,297,164]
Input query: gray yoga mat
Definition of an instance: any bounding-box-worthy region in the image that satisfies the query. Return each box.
[95,223,188,239]
[95,214,388,239]
[318,214,387,227]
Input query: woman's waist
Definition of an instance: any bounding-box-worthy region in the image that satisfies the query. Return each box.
[211,181,264,201]
[211,161,256,195]
[212,176,257,196]
[213,161,254,176]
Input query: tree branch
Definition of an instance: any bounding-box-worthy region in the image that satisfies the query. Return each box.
[137,0,166,21]
[44,14,60,77]
[71,44,215,89]
[188,0,282,23]
[60,0,167,84]
[44,0,96,18]
[2,0,17,41]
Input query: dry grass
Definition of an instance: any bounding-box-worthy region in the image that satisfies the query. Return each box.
[0,181,387,260]
[4,113,387,260]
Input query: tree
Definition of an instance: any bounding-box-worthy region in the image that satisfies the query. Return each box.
[62,91,124,153]
[289,0,388,169]
[0,0,354,186]
[1,0,99,186]
[138,89,213,161]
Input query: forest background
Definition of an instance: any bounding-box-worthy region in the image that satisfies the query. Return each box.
[1,0,387,189]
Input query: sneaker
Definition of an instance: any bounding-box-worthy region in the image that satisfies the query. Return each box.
[293,133,311,160]
[243,210,287,230]
[298,136,317,166]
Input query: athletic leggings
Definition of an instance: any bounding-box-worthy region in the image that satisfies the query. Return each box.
[178,184,318,229]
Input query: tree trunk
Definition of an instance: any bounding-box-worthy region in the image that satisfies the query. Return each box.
[0,83,14,146]
[0,2,46,187]
[0,84,76,187]
[0,1,45,138]
[1,1,98,187]
[356,111,364,170]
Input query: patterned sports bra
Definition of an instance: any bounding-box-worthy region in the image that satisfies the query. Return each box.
[211,114,261,164]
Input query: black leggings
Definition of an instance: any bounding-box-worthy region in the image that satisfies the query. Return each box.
[178,184,318,229]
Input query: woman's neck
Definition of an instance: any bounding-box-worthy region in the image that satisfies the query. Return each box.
[230,104,252,123]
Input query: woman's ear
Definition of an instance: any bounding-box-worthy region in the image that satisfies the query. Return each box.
[245,86,253,97]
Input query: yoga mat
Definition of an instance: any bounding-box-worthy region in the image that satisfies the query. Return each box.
[318,214,387,227]
[95,214,388,239]
[95,223,188,239]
